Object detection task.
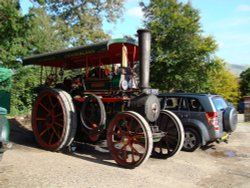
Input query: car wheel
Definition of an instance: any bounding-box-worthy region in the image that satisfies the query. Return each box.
[182,128,201,152]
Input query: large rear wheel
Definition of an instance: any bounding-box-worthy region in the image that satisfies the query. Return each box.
[107,111,153,168]
[152,110,184,159]
[32,88,77,151]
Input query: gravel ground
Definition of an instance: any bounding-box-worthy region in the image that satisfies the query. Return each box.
[0,115,250,188]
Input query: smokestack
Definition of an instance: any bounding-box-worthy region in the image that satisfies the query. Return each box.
[137,29,151,89]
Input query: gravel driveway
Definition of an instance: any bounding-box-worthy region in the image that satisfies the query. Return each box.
[0,115,250,188]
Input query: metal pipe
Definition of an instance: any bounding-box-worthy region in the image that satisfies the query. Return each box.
[137,29,151,89]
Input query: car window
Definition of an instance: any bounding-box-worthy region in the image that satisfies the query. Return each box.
[164,97,180,110]
[212,96,227,111]
[187,98,204,112]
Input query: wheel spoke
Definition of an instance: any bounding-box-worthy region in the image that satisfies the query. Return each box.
[133,134,145,140]
[162,139,172,152]
[123,145,128,161]
[125,116,133,132]
[48,95,54,108]
[35,117,47,121]
[51,125,61,139]
[55,112,63,118]
[154,141,166,154]
[39,103,50,112]
[53,102,59,110]
[133,139,146,148]
[48,131,54,145]
[54,121,64,128]
[130,145,143,157]
[39,126,51,137]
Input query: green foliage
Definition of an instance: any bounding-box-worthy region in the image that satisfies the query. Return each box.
[32,0,125,46]
[26,7,67,54]
[207,58,240,106]
[239,67,250,96]
[10,66,40,115]
[141,0,218,92]
[0,0,30,68]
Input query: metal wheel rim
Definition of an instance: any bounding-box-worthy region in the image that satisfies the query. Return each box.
[183,131,197,149]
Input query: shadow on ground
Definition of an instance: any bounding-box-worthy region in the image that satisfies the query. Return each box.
[8,118,38,149]
[8,118,119,168]
[62,142,121,168]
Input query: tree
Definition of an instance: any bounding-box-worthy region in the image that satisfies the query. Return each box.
[26,7,67,54]
[141,0,218,92]
[10,66,41,114]
[32,0,125,46]
[207,58,240,105]
[239,67,250,96]
[0,0,30,68]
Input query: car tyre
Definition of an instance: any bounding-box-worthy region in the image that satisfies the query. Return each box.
[224,107,237,132]
[182,128,201,152]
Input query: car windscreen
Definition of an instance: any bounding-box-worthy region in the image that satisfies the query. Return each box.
[212,96,227,111]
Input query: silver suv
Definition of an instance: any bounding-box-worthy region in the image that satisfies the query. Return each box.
[158,93,238,152]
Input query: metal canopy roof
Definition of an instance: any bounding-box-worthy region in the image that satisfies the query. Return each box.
[22,38,139,69]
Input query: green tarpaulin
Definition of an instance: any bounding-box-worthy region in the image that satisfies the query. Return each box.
[0,67,12,82]
[0,67,13,113]
[0,67,13,91]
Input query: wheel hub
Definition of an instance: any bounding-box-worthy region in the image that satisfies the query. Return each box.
[184,133,195,147]
[122,136,130,144]
[46,116,53,124]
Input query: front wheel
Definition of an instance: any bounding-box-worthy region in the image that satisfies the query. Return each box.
[107,111,153,168]
[182,128,201,152]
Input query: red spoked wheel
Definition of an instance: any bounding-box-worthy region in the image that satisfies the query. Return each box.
[32,88,77,151]
[107,111,153,168]
[152,110,184,159]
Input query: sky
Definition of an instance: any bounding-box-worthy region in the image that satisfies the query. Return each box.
[20,0,250,66]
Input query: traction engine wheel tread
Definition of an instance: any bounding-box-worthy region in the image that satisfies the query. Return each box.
[32,88,77,151]
[59,90,77,147]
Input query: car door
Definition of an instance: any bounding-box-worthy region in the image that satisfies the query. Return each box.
[162,96,189,124]
[175,97,190,124]
[187,97,205,124]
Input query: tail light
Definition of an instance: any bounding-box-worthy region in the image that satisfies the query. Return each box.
[206,112,219,131]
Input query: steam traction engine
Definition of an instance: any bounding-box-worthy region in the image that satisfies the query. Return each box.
[23,29,184,168]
